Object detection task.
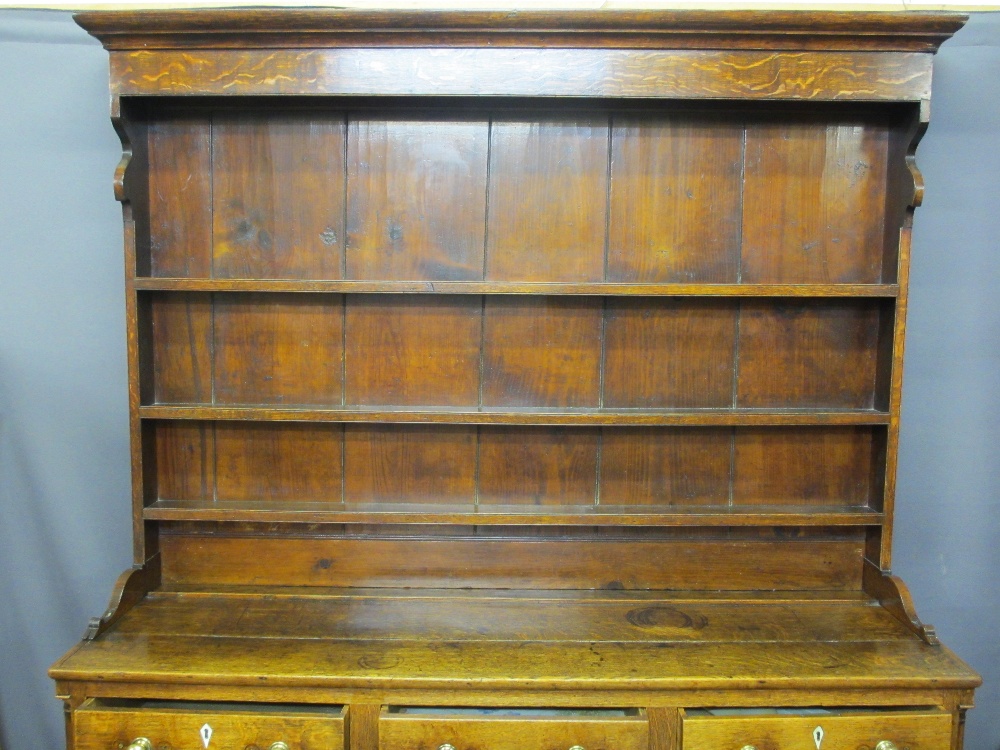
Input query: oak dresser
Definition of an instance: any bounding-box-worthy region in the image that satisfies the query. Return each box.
[52,10,981,750]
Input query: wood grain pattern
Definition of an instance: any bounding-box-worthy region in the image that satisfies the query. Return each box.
[147,115,212,277]
[159,534,864,591]
[344,425,476,504]
[733,427,875,506]
[215,423,342,502]
[742,119,889,283]
[214,293,343,405]
[737,300,880,408]
[345,296,482,406]
[647,708,680,750]
[604,299,737,408]
[599,428,731,506]
[608,116,742,283]
[482,297,603,408]
[351,704,381,750]
[478,427,599,506]
[109,49,934,102]
[212,112,346,279]
[346,117,488,281]
[486,117,608,282]
[150,292,212,404]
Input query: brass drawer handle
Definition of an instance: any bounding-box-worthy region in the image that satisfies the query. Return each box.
[269,743,290,750]
[740,746,758,750]
[438,744,456,750]
[569,745,586,750]
[125,740,153,750]
[875,742,898,750]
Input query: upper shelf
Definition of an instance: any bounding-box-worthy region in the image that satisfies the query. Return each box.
[135,279,900,298]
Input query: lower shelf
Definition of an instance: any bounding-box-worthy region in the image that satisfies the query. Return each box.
[143,499,885,526]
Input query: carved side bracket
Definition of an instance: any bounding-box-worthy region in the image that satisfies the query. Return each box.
[84,554,161,640]
[863,557,939,646]
[905,99,931,214]
[111,96,133,205]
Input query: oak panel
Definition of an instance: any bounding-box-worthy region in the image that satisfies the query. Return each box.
[212,112,346,279]
[155,421,213,502]
[346,116,489,281]
[737,300,880,408]
[486,117,609,282]
[478,427,599,506]
[742,119,889,283]
[599,428,731,506]
[214,293,343,405]
[608,116,742,283]
[147,115,212,277]
[215,423,343,502]
[150,292,212,404]
[110,49,934,102]
[604,299,737,408]
[734,427,875,506]
[160,535,864,590]
[344,425,477,504]
[345,296,482,406]
[481,297,603,408]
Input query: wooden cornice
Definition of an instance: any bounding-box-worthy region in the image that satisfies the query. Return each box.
[75,9,967,52]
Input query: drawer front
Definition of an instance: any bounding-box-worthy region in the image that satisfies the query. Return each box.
[682,711,952,750]
[74,700,346,750]
[380,710,648,750]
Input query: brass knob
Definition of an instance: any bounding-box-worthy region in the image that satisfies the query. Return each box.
[269,743,290,750]
[438,744,456,750]
[569,745,586,750]
[875,742,898,750]
[740,746,758,750]
[126,740,153,750]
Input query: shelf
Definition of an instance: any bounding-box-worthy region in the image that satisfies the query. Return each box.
[139,405,891,426]
[145,499,884,527]
[134,278,900,298]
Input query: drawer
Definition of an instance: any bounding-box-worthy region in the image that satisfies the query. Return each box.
[379,708,648,750]
[74,699,346,750]
[682,709,952,750]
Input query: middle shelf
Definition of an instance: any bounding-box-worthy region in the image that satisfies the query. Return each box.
[141,293,894,414]
[140,404,890,426]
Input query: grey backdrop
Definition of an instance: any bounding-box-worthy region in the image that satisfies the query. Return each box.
[0,9,997,750]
